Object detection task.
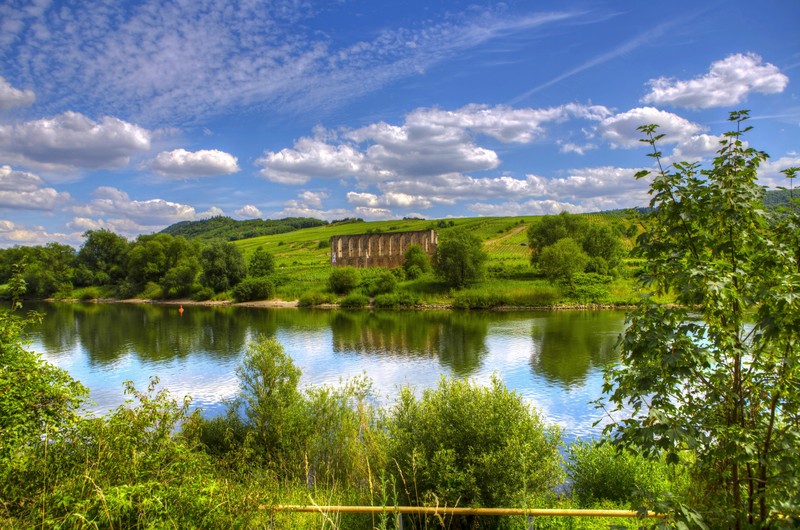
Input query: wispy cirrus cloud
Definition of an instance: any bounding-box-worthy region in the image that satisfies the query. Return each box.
[2,1,583,123]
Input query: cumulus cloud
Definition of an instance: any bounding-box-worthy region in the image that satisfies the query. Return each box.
[0,111,151,170]
[258,103,611,185]
[71,187,223,236]
[150,148,240,177]
[642,53,789,109]
[258,138,367,184]
[347,191,432,210]
[668,134,723,163]
[0,219,82,248]
[0,76,35,109]
[235,204,262,219]
[468,199,585,217]
[598,107,704,148]
[758,156,800,188]
[0,165,70,210]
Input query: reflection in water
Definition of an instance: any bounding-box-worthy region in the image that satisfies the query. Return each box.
[23,302,627,439]
[330,311,488,375]
[530,311,620,387]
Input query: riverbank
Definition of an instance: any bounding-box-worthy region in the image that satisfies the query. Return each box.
[41,296,636,311]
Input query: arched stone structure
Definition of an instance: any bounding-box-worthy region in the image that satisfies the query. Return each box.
[330,230,438,268]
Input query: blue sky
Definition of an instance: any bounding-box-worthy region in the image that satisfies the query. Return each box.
[1,0,798,247]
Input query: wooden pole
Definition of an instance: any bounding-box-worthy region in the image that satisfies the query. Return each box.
[273,505,661,519]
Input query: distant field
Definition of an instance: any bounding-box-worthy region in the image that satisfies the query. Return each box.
[232,213,639,303]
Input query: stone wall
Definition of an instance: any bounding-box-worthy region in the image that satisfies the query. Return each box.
[330,230,438,268]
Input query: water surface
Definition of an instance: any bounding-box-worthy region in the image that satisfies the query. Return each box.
[24,302,626,440]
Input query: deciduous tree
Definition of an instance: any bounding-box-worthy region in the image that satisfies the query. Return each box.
[599,112,800,528]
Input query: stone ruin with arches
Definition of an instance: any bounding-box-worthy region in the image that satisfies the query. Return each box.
[330,230,438,268]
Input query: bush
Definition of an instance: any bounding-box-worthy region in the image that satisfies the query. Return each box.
[364,269,397,296]
[388,376,563,528]
[328,267,360,294]
[565,273,610,304]
[191,286,215,301]
[538,238,589,282]
[297,290,335,307]
[76,286,103,300]
[373,292,419,309]
[140,281,163,300]
[232,277,275,302]
[339,292,369,308]
[567,440,683,508]
[248,246,275,277]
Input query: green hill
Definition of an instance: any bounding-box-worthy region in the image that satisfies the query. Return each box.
[160,216,327,241]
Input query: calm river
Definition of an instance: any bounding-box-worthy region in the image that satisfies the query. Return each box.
[24,302,626,441]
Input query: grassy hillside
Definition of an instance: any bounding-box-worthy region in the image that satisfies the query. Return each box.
[232,213,639,304]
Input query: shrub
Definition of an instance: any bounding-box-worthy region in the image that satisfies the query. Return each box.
[538,238,589,282]
[140,281,163,300]
[297,290,335,307]
[566,440,683,508]
[328,267,360,294]
[388,376,563,528]
[191,286,215,301]
[248,246,276,277]
[373,291,419,309]
[77,286,103,300]
[339,292,369,308]
[364,269,397,296]
[565,273,610,304]
[232,277,275,302]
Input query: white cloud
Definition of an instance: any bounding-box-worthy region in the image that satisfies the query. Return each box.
[259,103,611,186]
[0,219,82,248]
[642,53,789,109]
[1,2,581,122]
[668,134,722,163]
[347,191,432,210]
[150,148,240,177]
[469,199,585,217]
[0,165,70,210]
[0,76,35,109]
[0,111,151,170]
[71,187,223,236]
[235,204,262,219]
[257,137,367,184]
[598,107,704,148]
[758,156,800,188]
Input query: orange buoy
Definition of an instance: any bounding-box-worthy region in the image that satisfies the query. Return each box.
[179,304,184,316]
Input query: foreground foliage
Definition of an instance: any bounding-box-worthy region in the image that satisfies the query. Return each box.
[600,112,800,528]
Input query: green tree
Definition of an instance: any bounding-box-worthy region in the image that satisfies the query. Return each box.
[403,244,431,279]
[199,240,246,293]
[248,246,275,277]
[328,266,360,294]
[600,112,800,528]
[233,337,301,460]
[76,229,130,286]
[527,211,586,261]
[0,265,87,465]
[537,237,589,283]
[432,229,487,288]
